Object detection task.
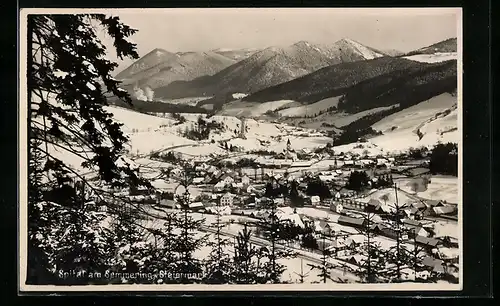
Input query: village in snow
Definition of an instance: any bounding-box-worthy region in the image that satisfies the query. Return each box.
[64,105,460,285]
[24,10,461,288]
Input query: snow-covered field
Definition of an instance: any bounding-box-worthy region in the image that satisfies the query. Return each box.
[432,220,459,239]
[278,96,341,117]
[418,176,458,204]
[219,100,299,117]
[358,187,418,206]
[403,52,458,63]
[370,93,458,152]
[313,105,399,129]
[395,175,458,204]
[156,97,212,106]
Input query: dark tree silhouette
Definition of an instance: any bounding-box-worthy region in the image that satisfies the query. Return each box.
[26,14,153,284]
[429,142,458,176]
[346,171,370,191]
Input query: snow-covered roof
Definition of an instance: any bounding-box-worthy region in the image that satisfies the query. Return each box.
[192,177,204,183]
[214,181,226,187]
[310,195,320,203]
[189,202,204,208]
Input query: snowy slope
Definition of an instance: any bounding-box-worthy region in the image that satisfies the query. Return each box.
[403,52,458,63]
[369,93,458,152]
[340,38,385,60]
[219,100,298,117]
[278,96,342,117]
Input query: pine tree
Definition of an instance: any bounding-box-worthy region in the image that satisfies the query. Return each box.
[171,168,206,283]
[203,204,233,284]
[231,224,261,284]
[384,183,411,282]
[255,180,296,283]
[353,213,387,283]
[27,14,152,283]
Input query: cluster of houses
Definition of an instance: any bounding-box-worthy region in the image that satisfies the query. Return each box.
[328,197,457,219]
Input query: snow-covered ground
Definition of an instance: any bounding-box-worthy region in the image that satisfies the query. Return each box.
[342,38,385,60]
[395,175,458,204]
[156,97,213,106]
[417,176,458,204]
[278,96,341,118]
[370,93,458,153]
[358,188,418,207]
[432,220,459,239]
[403,52,458,63]
[219,100,299,117]
[315,105,399,128]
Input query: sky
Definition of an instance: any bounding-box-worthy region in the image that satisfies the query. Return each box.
[93,8,461,73]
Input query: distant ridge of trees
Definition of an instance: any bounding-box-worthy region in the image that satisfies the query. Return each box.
[109,96,211,114]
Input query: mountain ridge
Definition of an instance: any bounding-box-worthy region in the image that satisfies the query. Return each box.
[154,39,386,101]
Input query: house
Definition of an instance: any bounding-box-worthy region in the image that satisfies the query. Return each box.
[241,174,251,186]
[279,213,305,229]
[220,192,235,207]
[343,160,354,167]
[207,165,218,173]
[366,199,382,212]
[424,199,445,207]
[310,195,321,206]
[380,227,399,240]
[407,167,430,177]
[403,218,423,228]
[192,177,205,184]
[203,175,213,184]
[415,235,441,250]
[403,220,430,237]
[246,185,256,194]
[214,181,226,192]
[274,198,285,206]
[231,182,244,189]
[370,223,388,234]
[319,174,337,182]
[188,202,204,211]
[359,159,375,167]
[330,202,344,214]
[206,205,232,215]
[376,158,389,167]
[421,256,449,275]
[400,268,416,281]
[159,198,179,209]
[345,254,367,266]
[433,247,459,263]
[221,174,235,185]
[314,220,331,234]
[432,205,457,216]
[338,216,367,228]
[410,201,428,211]
[439,236,459,248]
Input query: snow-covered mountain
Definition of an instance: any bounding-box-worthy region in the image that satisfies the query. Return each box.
[212,47,261,61]
[115,48,179,80]
[115,49,237,91]
[403,38,458,63]
[154,39,385,101]
[406,38,457,55]
[327,38,385,61]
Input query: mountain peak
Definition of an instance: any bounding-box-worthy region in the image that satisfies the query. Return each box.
[292,40,311,48]
[330,38,384,60]
[146,48,174,57]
